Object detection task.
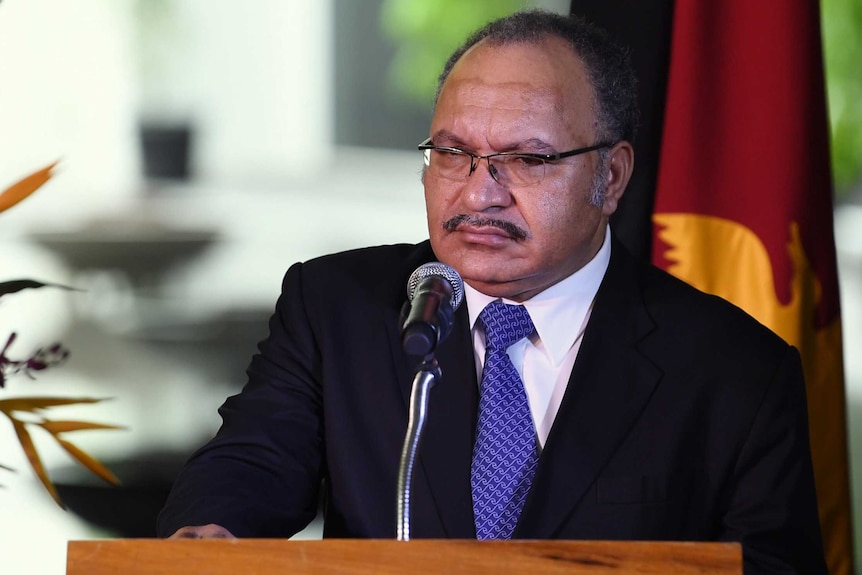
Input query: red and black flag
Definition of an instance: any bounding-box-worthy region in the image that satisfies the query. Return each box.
[571,1,853,573]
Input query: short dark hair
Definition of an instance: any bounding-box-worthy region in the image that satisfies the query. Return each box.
[436,10,639,145]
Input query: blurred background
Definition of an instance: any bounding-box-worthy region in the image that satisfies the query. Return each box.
[0,0,859,573]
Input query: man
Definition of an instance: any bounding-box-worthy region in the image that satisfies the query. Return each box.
[158,10,826,574]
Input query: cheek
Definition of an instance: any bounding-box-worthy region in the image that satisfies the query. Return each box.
[530,184,579,232]
[424,179,459,224]
[424,186,450,244]
[530,185,598,249]
[423,188,442,230]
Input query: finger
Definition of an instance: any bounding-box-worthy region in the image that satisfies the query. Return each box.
[169,524,236,539]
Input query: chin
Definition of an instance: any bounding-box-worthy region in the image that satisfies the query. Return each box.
[446,251,505,277]
[461,262,526,292]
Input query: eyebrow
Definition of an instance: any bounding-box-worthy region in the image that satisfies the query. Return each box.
[430,130,468,149]
[430,131,558,154]
[516,138,557,154]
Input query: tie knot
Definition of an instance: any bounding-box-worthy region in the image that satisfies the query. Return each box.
[478,301,534,351]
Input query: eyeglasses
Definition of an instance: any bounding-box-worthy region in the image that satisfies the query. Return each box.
[418,137,613,187]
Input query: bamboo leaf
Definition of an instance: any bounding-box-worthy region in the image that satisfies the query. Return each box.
[0,397,107,414]
[0,161,58,214]
[0,279,79,298]
[55,438,121,486]
[11,419,64,508]
[39,420,124,434]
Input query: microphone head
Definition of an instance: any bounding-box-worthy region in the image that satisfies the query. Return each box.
[406,262,464,311]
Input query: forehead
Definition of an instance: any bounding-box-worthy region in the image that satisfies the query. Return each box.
[433,37,596,143]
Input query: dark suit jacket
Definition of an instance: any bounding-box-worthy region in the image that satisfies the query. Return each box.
[158,237,826,574]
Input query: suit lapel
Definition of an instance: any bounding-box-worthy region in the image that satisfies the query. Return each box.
[515,239,662,538]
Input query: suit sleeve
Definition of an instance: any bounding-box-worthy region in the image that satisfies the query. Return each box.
[157,262,325,538]
[718,345,828,575]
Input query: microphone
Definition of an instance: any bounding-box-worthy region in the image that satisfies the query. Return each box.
[396,262,463,540]
[401,262,465,356]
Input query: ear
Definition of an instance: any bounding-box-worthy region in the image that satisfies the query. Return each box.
[600,140,634,217]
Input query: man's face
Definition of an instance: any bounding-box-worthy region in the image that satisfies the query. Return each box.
[424,37,628,302]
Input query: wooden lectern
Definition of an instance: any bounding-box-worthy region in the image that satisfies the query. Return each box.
[67,539,742,574]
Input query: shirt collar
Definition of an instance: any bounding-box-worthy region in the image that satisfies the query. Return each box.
[464,225,612,366]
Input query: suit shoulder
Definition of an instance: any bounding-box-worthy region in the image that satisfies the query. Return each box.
[302,241,432,275]
[633,256,790,356]
[280,240,434,308]
[301,241,434,280]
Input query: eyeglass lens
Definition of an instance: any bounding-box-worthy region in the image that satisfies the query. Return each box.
[425,149,546,186]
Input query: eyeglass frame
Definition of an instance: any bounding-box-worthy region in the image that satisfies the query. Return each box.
[418,137,615,186]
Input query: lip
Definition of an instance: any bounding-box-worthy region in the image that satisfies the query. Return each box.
[453,223,517,246]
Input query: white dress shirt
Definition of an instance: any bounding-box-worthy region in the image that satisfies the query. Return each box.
[464,225,611,448]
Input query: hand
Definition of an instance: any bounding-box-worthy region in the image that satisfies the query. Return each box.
[169,524,237,539]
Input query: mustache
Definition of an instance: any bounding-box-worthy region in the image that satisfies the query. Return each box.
[442,214,528,241]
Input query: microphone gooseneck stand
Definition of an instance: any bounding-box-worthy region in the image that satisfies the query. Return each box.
[395,358,441,541]
[396,261,463,541]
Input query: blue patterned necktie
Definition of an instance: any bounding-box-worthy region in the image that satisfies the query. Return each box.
[471,301,538,540]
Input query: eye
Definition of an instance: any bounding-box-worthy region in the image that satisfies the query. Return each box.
[436,148,469,159]
[510,155,545,169]
[430,148,469,170]
[497,154,545,171]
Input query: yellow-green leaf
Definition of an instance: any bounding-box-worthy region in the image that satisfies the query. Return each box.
[0,161,58,214]
[11,419,64,508]
[39,420,124,435]
[55,438,121,486]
